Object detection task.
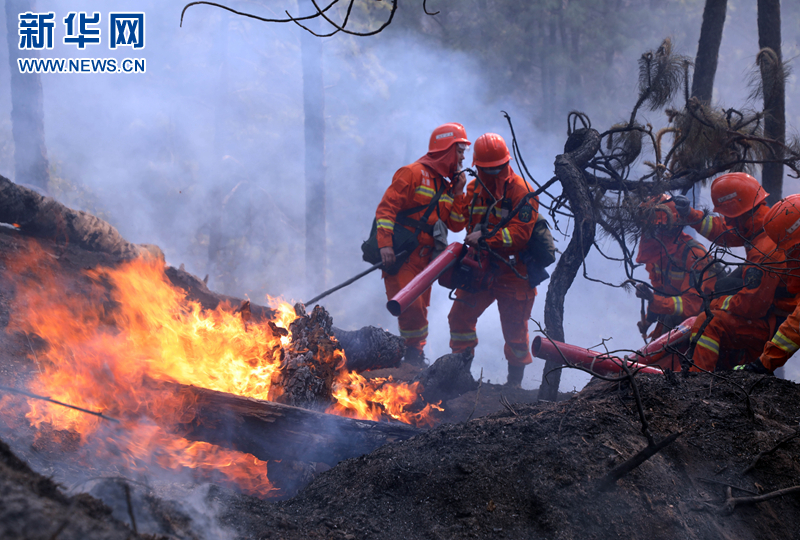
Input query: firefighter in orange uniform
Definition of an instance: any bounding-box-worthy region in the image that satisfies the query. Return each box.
[736,194,800,374]
[376,123,471,365]
[635,195,716,339]
[677,173,782,371]
[447,133,539,387]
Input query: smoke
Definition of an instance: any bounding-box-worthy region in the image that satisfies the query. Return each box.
[83,478,238,540]
[0,0,799,396]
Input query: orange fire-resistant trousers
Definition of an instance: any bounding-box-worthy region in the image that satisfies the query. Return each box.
[690,310,772,372]
[383,245,434,353]
[448,272,536,366]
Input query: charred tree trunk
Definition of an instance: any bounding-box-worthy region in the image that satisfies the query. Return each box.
[0,175,159,259]
[5,0,51,191]
[691,0,728,103]
[153,380,421,465]
[757,0,784,206]
[164,267,277,320]
[333,325,405,372]
[301,2,327,294]
[538,128,600,402]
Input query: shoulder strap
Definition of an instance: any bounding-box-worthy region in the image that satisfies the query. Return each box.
[680,239,702,266]
[396,178,448,235]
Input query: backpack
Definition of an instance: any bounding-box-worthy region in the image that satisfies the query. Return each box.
[361,181,447,275]
[520,215,557,288]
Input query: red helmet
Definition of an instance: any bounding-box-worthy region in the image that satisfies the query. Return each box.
[710,172,769,218]
[473,133,511,168]
[764,194,800,248]
[428,123,470,153]
[639,194,678,228]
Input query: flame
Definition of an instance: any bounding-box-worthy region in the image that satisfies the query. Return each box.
[328,372,442,427]
[1,243,439,497]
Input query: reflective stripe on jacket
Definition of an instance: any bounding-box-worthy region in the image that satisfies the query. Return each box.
[376,162,467,249]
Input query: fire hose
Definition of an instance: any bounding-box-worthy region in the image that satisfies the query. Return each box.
[531,337,663,376]
[386,242,466,316]
[530,315,696,375]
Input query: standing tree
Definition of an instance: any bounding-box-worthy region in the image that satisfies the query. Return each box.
[757,0,785,205]
[4,0,51,192]
[301,0,327,294]
[538,119,600,401]
[691,0,727,104]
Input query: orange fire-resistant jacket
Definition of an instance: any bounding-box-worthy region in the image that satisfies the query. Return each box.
[453,168,539,265]
[688,205,786,370]
[687,207,751,249]
[758,251,800,370]
[637,232,715,320]
[688,205,783,320]
[761,303,800,371]
[375,162,467,250]
[448,166,539,366]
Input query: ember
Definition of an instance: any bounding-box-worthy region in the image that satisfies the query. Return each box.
[1,243,439,497]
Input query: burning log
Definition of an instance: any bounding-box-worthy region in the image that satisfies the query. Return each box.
[166,267,402,373]
[164,265,277,320]
[0,175,161,260]
[153,379,421,465]
[332,326,404,372]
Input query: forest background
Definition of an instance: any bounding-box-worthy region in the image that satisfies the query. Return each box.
[2,0,799,391]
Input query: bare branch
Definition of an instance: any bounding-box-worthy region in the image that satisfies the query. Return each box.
[423,0,440,16]
[723,485,800,514]
[180,0,339,27]
[0,384,120,423]
[742,429,800,475]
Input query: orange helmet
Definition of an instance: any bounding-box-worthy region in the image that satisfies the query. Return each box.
[710,172,769,218]
[473,133,511,168]
[764,194,800,248]
[428,123,470,153]
[639,194,679,228]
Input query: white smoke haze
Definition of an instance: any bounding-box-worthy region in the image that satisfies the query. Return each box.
[1,1,799,399]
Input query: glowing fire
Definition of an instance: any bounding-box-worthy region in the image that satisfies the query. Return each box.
[1,243,440,497]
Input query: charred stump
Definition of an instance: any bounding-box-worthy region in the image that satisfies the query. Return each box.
[538,127,601,402]
[272,305,341,409]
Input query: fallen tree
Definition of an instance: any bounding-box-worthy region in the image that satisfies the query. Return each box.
[0,175,161,260]
[151,379,421,466]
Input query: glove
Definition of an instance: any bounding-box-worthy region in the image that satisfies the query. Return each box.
[672,195,691,217]
[635,283,654,302]
[637,319,652,335]
[733,359,773,375]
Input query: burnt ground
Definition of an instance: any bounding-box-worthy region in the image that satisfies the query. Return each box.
[2,227,800,539]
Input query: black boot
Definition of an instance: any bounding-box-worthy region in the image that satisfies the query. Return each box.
[404,348,427,367]
[506,364,525,388]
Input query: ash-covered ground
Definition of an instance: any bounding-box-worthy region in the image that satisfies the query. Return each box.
[2,227,800,540]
